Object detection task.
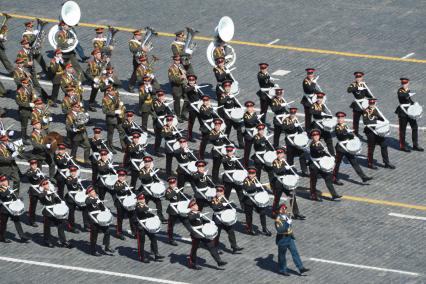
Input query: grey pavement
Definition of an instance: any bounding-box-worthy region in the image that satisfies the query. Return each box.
[0,1,426,284]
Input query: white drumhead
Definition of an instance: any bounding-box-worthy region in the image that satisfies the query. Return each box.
[264,151,277,163]
[322,117,337,131]
[201,222,218,236]
[140,133,148,145]
[122,195,136,208]
[319,156,335,171]
[9,199,25,214]
[293,133,309,147]
[254,191,269,205]
[145,216,161,232]
[233,170,247,182]
[176,200,191,214]
[53,202,69,217]
[205,187,216,198]
[74,191,86,203]
[375,120,390,136]
[172,141,180,150]
[97,210,112,223]
[407,103,423,119]
[230,80,239,95]
[187,161,197,172]
[346,137,362,153]
[221,209,237,223]
[230,108,244,120]
[281,175,299,188]
[150,182,166,195]
[104,175,118,186]
[360,99,369,109]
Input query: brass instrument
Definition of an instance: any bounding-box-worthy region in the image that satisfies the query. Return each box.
[207,16,236,68]
[43,132,64,153]
[105,25,118,50]
[48,1,80,52]
[40,104,52,129]
[74,111,90,127]
[183,27,198,63]
[0,13,11,41]
[116,97,126,121]
[31,19,49,54]
[141,27,158,52]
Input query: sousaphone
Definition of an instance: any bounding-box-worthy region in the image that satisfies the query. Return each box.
[48,0,80,52]
[206,16,236,68]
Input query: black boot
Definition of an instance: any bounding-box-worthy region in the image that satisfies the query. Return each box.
[232,246,244,254]
[413,146,424,152]
[154,254,164,262]
[384,163,395,169]
[362,176,373,183]
[262,227,272,236]
[333,180,344,186]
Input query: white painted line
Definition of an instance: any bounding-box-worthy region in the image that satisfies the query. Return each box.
[309,258,421,277]
[271,70,291,76]
[0,256,190,284]
[388,212,426,221]
[401,53,415,59]
[267,39,280,45]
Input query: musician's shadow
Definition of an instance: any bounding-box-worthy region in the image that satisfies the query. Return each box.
[116,245,139,261]
[293,187,313,202]
[169,252,222,270]
[254,253,300,275]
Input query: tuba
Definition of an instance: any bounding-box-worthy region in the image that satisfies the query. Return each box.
[141,27,158,52]
[206,16,237,68]
[183,27,199,56]
[75,111,90,127]
[31,18,49,53]
[48,0,80,53]
[105,25,119,50]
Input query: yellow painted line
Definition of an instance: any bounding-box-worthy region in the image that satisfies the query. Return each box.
[2,12,426,64]
[320,192,426,211]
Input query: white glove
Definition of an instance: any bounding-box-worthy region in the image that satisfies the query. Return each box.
[287,218,293,225]
[409,92,416,97]
[225,69,230,74]
[12,151,19,158]
[358,87,366,91]
[29,103,35,108]
[294,123,300,128]
[114,110,121,115]
[0,130,5,135]
[281,103,288,107]
[72,127,78,132]
[46,144,51,149]
[119,101,123,106]
[67,39,74,44]
[49,117,53,122]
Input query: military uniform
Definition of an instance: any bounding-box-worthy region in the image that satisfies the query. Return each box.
[208,126,228,182]
[128,32,145,91]
[168,61,186,119]
[31,104,51,132]
[182,78,202,140]
[138,80,156,131]
[66,109,91,164]
[162,122,179,176]
[113,177,136,239]
[256,64,275,123]
[31,128,55,178]
[49,51,65,103]
[251,130,275,181]
[213,63,232,97]
[243,105,259,167]
[271,91,289,148]
[171,31,194,74]
[135,59,160,90]
[94,157,115,200]
[86,53,105,110]
[174,146,197,189]
[102,90,126,151]
[0,21,14,74]
[60,69,84,99]
[152,94,173,155]
[197,102,216,159]
[53,151,69,198]
[64,172,90,232]
[127,136,147,189]
[282,113,308,175]
[61,91,82,114]
[56,25,85,76]
[218,90,244,148]
[15,84,37,141]
[310,98,335,156]
[395,80,423,152]
[0,140,21,194]
[221,151,245,209]
[25,162,44,226]
[22,27,48,74]
[191,168,215,211]
[301,69,320,130]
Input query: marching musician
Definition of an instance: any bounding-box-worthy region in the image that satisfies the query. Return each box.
[128,30,148,93]
[15,77,37,145]
[86,48,105,112]
[25,159,44,227]
[138,75,156,132]
[89,127,106,155]
[208,119,228,182]
[53,143,71,198]
[0,175,29,243]
[21,20,49,75]
[85,186,115,256]
[61,85,82,114]
[31,119,55,178]
[132,194,164,263]
[65,102,91,166]
[282,107,309,176]
[308,129,341,201]
[252,123,274,181]
[347,71,374,137]
[113,169,136,240]
[187,199,227,270]
[242,167,271,236]
[152,89,173,157]
[171,30,195,74]
[0,14,14,75]
[60,63,84,99]
[174,137,197,188]
[243,100,260,167]
[395,78,423,152]
[98,65,121,92]
[213,56,233,98]
[56,21,85,76]
[271,88,290,148]
[49,49,65,107]
[198,95,216,159]
[127,132,147,189]
[162,115,180,176]
[168,54,187,122]
[0,134,21,194]
[333,112,372,185]
[221,145,245,208]
[310,92,335,156]
[271,148,305,220]
[363,98,395,169]
[183,74,202,142]
[31,98,51,133]
[301,68,320,130]
[191,160,215,211]
[64,165,90,233]
[275,204,309,276]
[138,156,167,223]
[218,80,244,148]
[39,179,72,248]
[165,176,191,246]
[92,27,114,54]
[211,185,243,254]
[256,63,275,123]
[94,149,115,200]
[122,111,141,138]
[102,85,127,153]
[135,54,160,90]
[12,57,31,87]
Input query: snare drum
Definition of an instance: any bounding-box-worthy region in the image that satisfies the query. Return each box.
[318,156,335,172]
[201,222,218,240]
[322,117,337,132]
[74,190,87,207]
[219,209,237,226]
[375,120,390,137]
[187,161,197,173]
[253,191,269,208]
[279,175,299,189]
[231,80,239,96]
[230,108,244,122]
[172,141,180,151]
[232,170,247,185]
[7,199,25,216]
[140,132,148,145]
[96,210,113,227]
[345,137,362,155]
[176,200,191,217]
[293,133,309,149]
[142,216,161,233]
[52,201,69,219]
[103,174,118,189]
[263,151,277,167]
[198,187,216,201]
[407,102,423,120]
[122,194,136,211]
[149,182,166,198]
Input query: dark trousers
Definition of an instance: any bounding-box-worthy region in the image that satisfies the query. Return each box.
[304,106,312,131]
[366,132,390,167]
[177,171,193,189]
[198,133,209,160]
[286,144,308,174]
[43,216,67,243]
[244,138,254,167]
[223,181,245,210]
[244,203,267,230]
[145,195,166,221]
[195,198,211,212]
[272,182,300,216]
[259,98,270,123]
[137,228,159,260]
[67,203,89,229]
[225,119,244,147]
[141,111,153,131]
[128,58,138,89]
[333,150,367,181]
[309,165,338,198]
[28,193,39,223]
[165,153,173,176]
[399,116,419,149]
[172,85,185,117]
[106,123,126,149]
[215,223,237,249]
[167,214,189,240]
[321,131,335,156]
[89,86,99,105]
[19,109,31,140]
[70,133,91,163]
[273,125,284,148]
[154,128,162,153]
[90,223,111,252]
[187,110,197,140]
[96,184,109,201]
[0,213,25,239]
[116,205,136,236]
[212,156,223,183]
[352,111,362,135]
[130,169,139,190]
[37,156,55,179]
[189,236,221,266]
[254,162,274,181]
[50,83,61,102]
[0,48,14,74]
[33,53,49,74]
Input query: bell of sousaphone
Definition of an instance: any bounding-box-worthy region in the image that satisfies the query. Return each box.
[216,16,234,42]
[61,1,81,26]
[43,132,64,152]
